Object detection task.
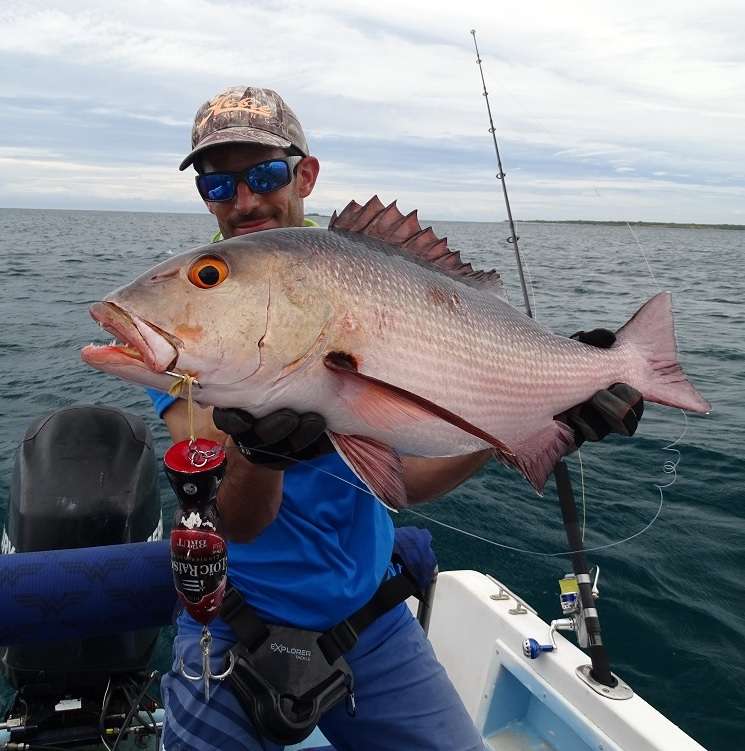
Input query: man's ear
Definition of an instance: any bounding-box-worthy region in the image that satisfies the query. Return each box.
[295,156,320,198]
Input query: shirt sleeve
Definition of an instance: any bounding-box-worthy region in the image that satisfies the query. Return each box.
[145,387,177,419]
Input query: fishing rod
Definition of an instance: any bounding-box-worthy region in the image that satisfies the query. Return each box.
[470,29,532,319]
[469,29,617,691]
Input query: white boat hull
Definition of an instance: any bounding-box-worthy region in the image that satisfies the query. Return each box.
[422,571,706,751]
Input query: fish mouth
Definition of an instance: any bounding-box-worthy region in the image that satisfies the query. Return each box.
[83,301,180,373]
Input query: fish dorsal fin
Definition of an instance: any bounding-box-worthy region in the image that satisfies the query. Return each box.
[329,196,506,299]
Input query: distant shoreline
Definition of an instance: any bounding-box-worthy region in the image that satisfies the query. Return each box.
[518,219,745,230]
[2,208,743,230]
[312,214,745,230]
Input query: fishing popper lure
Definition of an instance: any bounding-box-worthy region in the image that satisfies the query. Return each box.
[164,376,234,700]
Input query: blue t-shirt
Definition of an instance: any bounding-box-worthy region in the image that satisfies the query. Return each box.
[147,388,395,638]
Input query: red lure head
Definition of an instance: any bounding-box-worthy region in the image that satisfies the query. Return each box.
[164,438,225,474]
[164,439,226,508]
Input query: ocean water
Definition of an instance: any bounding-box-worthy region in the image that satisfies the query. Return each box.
[0,208,743,750]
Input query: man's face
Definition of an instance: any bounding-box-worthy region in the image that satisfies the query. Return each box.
[199,143,319,239]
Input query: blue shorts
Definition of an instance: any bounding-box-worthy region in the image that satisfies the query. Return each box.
[161,603,486,751]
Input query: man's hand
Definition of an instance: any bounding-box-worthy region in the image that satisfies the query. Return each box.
[559,328,645,448]
[212,407,333,470]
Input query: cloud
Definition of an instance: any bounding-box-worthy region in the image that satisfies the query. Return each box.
[1,0,743,222]
[0,151,199,210]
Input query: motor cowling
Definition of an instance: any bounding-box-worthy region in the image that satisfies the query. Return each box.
[1,404,162,691]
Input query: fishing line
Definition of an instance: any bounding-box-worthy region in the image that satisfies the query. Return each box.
[187,377,195,442]
[656,408,687,490]
[402,500,663,558]
[221,419,687,558]
[402,409,688,556]
[168,373,198,442]
[230,442,664,557]
[624,220,660,289]
[587,182,691,540]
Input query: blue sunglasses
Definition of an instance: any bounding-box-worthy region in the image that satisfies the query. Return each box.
[195,157,303,202]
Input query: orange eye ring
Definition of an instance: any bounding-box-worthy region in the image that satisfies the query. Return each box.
[188,256,229,289]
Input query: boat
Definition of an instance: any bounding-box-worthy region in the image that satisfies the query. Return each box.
[0,404,707,750]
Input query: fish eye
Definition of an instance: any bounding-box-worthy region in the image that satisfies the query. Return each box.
[188,256,229,289]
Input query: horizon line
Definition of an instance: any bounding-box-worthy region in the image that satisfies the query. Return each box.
[1,205,743,230]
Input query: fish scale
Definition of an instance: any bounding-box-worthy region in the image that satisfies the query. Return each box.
[82,197,709,505]
[275,229,694,470]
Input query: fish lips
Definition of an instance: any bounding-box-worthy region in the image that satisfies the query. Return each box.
[87,301,180,374]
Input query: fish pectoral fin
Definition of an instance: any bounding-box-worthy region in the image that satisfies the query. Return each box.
[323,351,521,475]
[327,431,407,510]
[324,352,439,430]
[505,420,576,496]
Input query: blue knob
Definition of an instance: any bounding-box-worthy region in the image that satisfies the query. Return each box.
[522,638,555,659]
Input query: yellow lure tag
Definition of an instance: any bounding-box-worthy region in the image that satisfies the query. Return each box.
[168,378,186,397]
[559,577,579,595]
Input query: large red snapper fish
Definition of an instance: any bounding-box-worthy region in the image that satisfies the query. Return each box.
[81,197,710,508]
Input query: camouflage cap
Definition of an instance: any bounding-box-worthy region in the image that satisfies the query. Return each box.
[179,86,309,171]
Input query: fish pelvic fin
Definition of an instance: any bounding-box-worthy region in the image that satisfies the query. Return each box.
[502,421,576,496]
[329,197,507,300]
[614,292,710,413]
[323,351,523,477]
[327,431,406,510]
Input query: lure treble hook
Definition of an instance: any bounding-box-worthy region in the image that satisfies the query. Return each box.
[180,625,236,701]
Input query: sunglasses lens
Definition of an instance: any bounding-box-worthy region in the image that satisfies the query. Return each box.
[247,160,291,194]
[197,174,236,202]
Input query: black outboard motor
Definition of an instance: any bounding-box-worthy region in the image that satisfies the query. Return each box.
[2,404,162,692]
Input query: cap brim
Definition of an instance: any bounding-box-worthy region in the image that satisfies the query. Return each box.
[179,126,292,171]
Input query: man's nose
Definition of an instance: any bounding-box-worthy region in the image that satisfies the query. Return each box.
[233,179,261,212]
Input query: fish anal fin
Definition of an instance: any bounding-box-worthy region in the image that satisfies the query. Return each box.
[506,421,576,495]
[323,351,521,475]
[327,431,407,510]
[329,197,506,300]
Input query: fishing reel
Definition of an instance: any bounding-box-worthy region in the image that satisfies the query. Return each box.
[522,569,600,659]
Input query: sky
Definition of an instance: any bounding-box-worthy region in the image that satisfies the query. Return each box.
[1,0,744,223]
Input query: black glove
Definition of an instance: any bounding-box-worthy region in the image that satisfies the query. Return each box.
[213,407,333,470]
[570,327,616,349]
[559,329,645,448]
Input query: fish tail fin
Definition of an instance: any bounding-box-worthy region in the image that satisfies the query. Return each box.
[615,292,710,413]
[494,420,576,495]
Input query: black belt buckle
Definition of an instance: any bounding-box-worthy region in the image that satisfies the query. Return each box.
[220,586,245,622]
[325,619,358,660]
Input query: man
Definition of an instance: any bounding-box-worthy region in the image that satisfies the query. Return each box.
[150,86,643,751]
